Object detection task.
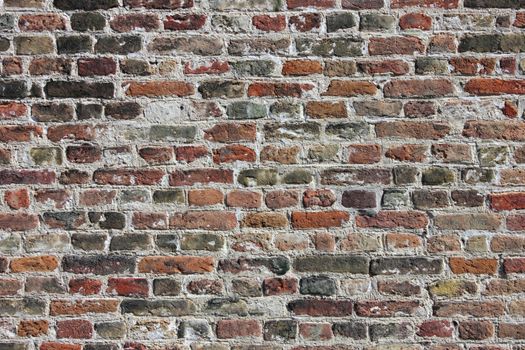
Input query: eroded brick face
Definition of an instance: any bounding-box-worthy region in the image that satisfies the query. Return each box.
[1,0,525,348]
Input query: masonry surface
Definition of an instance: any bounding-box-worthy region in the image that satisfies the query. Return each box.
[1,0,525,348]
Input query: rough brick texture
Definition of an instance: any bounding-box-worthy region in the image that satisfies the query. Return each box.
[1,0,525,349]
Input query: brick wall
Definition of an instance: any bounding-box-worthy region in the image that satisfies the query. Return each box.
[0,0,525,348]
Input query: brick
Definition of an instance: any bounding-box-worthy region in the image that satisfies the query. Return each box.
[5,189,30,209]
[138,256,214,274]
[458,321,494,340]
[110,13,159,32]
[384,79,454,98]
[355,300,421,317]
[391,0,458,7]
[263,277,298,295]
[125,0,193,9]
[0,213,39,231]
[226,190,261,208]
[386,144,427,162]
[399,13,432,30]
[62,255,135,275]
[288,299,353,316]
[107,278,148,297]
[19,14,66,31]
[78,58,116,76]
[323,80,377,96]
[287,0,335,8]
[449,257,498,274]
[369,36,425,55]
[356,211,428,229]
[376,121,450,139]
[371,257,443,275]
[170,211,236,230]
[124,81,194,97]
[417,320,453,338]
[10,256,58,272]
[56,320,92,339]
[498,323,525,339]
[18,320,49,337]
[434,300,505,317]
[69,278,102,295]
[504,258,525,273]
[465,78,525,95]
[29,58,71,77]
[216,319,262,338]
[283,60,323,76]
[291,211,349,229]
[289,13,321,31]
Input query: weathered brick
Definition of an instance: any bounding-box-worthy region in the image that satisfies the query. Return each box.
[138,256,214,274]
[0,1,521,348]
[288,299,353,316]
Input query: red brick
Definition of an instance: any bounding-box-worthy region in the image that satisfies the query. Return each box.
[110,13,159,32]
[323,80,377,96]
[384,79,455,98]
[399,13,432,30]
[348,144,381,164]
[283,60,323,76]
[0,213,39,231]
[289,13,321,31]
[19,14,66,31]
[204,123,256,143]
[69,278,102,295]
[0,125,43,142]
[391,0,458,7]
[0,102,27,119]
[465,79,525,95]
[291,211,349,229]
[188,188,223,206]
[184,60,229,74]
[263,277,298,296]
[216,319,262,338]
[253,15,286,32]
[56,319,92,339]
[41,343,81,350]
[489,192,525,211]
[175,145,208,162]
[417,320,454,338]
[107,278,148,297]
[287,0,335,8]
[249,82,314,97]
[78,58,116,76]
[504,258,525,273]
[213,144,256,163]
[18,319,49,337]
[359,60,410,75]
[4,188,30,209]
[132,212,168,230]
[10,255,58,272]
[138,256,215,274]
[356,211,428,229]
[164,14,206,30]
[463,120,525,141]
[124,81,194,97]
[450,257,498,275]
[226,190,262,208]
[50,300,119,315]
[369,36,425,55]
